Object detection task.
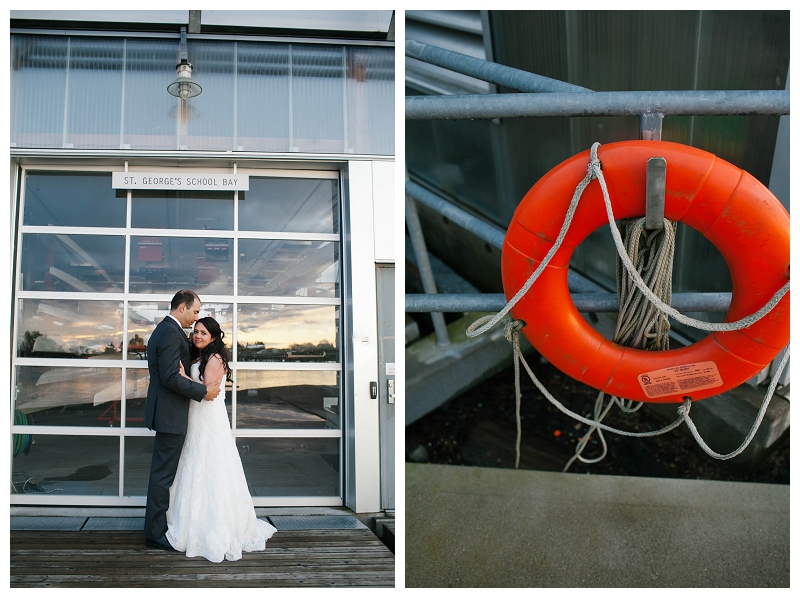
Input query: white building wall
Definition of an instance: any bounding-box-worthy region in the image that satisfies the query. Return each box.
[345,160,381,513]
[371,161,395,264]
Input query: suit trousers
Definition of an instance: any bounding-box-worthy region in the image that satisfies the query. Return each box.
[144,431,186,540]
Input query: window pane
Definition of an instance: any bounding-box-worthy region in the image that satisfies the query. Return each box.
[238,178,339,233]
[291,45,345,153]
[129,236,234,295]
[17,299,123,358]
[236,370,340,429]
[11,434,119,496]
[24,172,126,227]
[238,240,339,298]
[127,302,170,360]
[345,46,395,155]
[237,304,339,363]
[15,366,122,427]
[131,189,234,230]
[236,43,290,151]
[184,40,235,151]
[65,37,124,149]
[10,35,68,149]
[123,368,150,428]
[20,233,125,293]
[237,437,339,497]
[12,34,394,155]
[123,436,154,496]
[122,38,177,150]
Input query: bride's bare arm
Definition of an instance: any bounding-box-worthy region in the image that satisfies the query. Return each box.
[201,354,227,389]
[178,359,223,400]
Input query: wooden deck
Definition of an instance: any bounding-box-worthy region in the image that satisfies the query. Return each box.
[10,529,395,587]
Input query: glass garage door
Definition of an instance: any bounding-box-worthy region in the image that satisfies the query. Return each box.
[11,167,343,506]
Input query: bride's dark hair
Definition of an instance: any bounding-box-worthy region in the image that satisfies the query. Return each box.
[190,317,232,383]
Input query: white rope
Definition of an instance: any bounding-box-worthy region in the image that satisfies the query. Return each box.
[470,142,790,466]
[466,151,598,339]
[683,345,790,460]
[507,320,690,438]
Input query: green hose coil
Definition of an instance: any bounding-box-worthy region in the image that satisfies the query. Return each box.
[13,410,31,457]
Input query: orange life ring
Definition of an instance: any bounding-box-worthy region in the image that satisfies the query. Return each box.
[502,140,790,403]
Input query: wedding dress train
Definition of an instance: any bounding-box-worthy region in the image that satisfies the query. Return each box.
[166,362,276,562]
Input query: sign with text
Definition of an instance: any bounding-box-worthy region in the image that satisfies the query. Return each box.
[112,172,249,191]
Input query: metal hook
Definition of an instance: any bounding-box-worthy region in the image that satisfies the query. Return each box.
[646,157,666,230]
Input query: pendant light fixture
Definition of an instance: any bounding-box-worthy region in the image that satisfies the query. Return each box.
[167,27,202,100]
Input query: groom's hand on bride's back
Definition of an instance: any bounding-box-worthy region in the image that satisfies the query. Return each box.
[203,379,221,401]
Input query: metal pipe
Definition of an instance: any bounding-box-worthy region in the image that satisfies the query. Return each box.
[406,192,450,346]
[406,180,506,250]
[405,292,733,314]
[406,90,790,120]
[406,39,591,94]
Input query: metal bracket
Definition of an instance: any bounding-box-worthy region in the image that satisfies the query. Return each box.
[639,112,664,141]
[646,157,666,230]
[179,27,188,62]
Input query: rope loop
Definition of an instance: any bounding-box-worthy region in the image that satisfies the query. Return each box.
[466,314,496,337]
[588,142,602,178]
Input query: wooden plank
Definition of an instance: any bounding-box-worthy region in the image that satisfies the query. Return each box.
[11,559,395,571]
[10,529,395,588]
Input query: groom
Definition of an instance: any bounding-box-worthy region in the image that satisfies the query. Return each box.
[144,289,221,551]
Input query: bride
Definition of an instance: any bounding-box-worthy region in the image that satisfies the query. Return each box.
[166,316,276,562]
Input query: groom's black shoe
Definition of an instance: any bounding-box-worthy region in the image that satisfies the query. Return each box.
[145,535,176,551]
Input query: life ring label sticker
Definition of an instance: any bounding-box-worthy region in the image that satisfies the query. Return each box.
[637,361,723,399]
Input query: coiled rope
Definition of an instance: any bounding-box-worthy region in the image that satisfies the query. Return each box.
[467,142,790,468]
[563,217,675,471]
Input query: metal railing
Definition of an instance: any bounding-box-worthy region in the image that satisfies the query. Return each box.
[405,40,789,345]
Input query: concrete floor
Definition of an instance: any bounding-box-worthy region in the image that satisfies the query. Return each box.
[406,463,789,587]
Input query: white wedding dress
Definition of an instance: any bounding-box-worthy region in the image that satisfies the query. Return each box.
[166,361,276,562]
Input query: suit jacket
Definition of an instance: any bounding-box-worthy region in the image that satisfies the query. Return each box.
[144,316,207,434]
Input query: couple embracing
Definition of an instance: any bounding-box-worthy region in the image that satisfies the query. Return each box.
[143,289,276,562]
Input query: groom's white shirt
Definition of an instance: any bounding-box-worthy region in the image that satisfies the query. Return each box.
[167,314,184,329]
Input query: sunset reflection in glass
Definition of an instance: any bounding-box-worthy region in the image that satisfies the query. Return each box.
[236,304,339,363]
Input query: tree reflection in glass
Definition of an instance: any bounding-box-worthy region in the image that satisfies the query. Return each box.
[16,299,123,358]
[236,304,339,363]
